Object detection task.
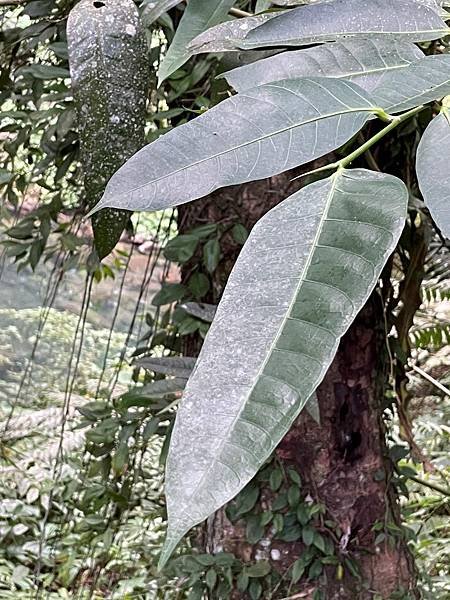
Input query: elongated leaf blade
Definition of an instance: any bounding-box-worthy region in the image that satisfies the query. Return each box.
[157,0,235,85]
[159,168,408,566]
[135,356,197,378]
[222,39,423,92]
[372,54,450,114]
[416,107,450,238]
[88,78,379,216]
[142,0,181,25]
[67,0,148,259]
[190,0,449,53]
[188,13,280,54]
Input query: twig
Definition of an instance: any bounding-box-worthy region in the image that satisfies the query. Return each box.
[410,363,450,396]
[408,474,450,497]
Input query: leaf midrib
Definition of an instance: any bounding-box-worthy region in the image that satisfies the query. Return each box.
[243,28,450,47]
[173,170,341,524]
[106,102,376,202]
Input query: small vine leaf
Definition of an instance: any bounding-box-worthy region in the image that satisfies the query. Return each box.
[135,356,197,378]
[372,54,450,114]
[67,0,148,259]
[181,302,217,322]
[221,39,423,93]
[189,0,449,54]
[157,0,236,85]
[159,168,408,567]
[87,77,379,216]
[416,107,450,238]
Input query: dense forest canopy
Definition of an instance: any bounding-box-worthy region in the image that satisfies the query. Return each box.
[0,0,450,599]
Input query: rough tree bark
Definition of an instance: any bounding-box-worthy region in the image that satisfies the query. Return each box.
[177,170,418,599]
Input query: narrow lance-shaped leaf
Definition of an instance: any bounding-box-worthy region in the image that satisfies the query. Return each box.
[416,100,450,238]
[221,39,423,93]
[189,0,450,53]
[372,54,450,114]
[67,0,148,259]
[135,356,197,378]
[187,13,280,55]
[157,0,236,85]
[159,168,408,566]
[141,0,181,25]
[88,77,381,216]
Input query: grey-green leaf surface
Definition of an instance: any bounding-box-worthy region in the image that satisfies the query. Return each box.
[141,0,181,25]
[222,39,423,93]
[88,78,380,216]
[191,0,449,53]
[159,168,408,566]
[188,13,280,54]
[157,0,235,85]
[305,393,320,425]
[372,54,450,114]
[416,107,450,238]
[67,0,148,259]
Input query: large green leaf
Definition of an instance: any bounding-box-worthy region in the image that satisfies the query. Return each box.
[221,39,423,92]
[67,0,148,259]
[189,0,449,53]
[159,168,408,566]
[157,0,235,85]
[416,103,450,238]
[87,77,380,216]
[372,54,450,114]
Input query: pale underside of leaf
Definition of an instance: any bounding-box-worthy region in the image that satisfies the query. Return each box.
[372,54,450,114]
[221,39,423,92]
[416,109,450,238]
[159,168,408,567]
[157,0,236,85]
[190,0,449,54]
[135,356,197,378]
[88,77,379,216]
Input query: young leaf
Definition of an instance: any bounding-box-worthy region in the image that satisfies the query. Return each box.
[67,0,148,259]
[88,77,380,216]
[157,0,236,85]
[372,54,450,114]
[416,105,450,238]
[159,168,408,566]
[221,39,423,93]
[190,0,449,53]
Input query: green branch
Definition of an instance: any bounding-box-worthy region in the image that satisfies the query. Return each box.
[298,105,424,179]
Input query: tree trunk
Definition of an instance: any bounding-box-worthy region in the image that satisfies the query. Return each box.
[177,172,418,599]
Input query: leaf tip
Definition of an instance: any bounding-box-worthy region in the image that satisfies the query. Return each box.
[84,202,103,220]
[157,532,182,571]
